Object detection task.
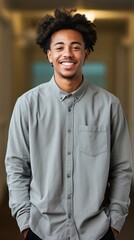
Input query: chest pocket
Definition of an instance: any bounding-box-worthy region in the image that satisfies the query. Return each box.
[79,125,108,157]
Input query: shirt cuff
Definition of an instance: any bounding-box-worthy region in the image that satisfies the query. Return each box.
[110,211,126,232]
[16,211,30,233]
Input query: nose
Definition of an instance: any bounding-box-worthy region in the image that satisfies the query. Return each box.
[63,47,74,58]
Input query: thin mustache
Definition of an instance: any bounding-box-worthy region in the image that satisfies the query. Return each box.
[60,57,76,61]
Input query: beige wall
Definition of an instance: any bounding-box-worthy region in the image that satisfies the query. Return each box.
[127,16,134,177]
[0,16,12,203]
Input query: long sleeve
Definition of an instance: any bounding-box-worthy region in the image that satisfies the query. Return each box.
[5,98,31,232]
[109,100,133,232]
[4,79,133,240]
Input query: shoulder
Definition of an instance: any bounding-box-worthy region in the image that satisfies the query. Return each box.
[16,81,51,107]
[86,82,122,116]
[87,82,120,105]
[21,81,50,100]
[88,82,119,102]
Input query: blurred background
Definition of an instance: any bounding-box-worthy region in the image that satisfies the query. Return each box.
[0,0,134,239]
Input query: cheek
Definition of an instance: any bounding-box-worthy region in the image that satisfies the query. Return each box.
[77,51,85,61]
[50,53,59,62]
[79,56,86,64]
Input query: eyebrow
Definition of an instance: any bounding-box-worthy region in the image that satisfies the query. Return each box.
[54,41,82,46]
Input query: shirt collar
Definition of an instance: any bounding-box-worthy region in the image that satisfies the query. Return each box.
[50,75,88,102]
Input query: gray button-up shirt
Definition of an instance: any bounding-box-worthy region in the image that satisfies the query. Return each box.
[5,77,132,240]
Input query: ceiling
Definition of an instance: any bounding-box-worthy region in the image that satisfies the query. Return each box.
[4,0,134,11]
[2,0,133,48]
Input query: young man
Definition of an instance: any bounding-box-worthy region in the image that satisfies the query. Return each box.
[5,9,132,240]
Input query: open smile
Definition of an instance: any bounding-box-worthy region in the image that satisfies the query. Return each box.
[60,60,76,69]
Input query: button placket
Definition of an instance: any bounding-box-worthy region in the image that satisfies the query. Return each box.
[65,95,74,222]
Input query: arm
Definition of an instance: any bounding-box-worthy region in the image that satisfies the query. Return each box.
[22,229,29,239]
[109,100,132,233]
[5,97,31,233]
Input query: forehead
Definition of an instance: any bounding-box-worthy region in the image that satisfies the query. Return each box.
[50,29,84,45]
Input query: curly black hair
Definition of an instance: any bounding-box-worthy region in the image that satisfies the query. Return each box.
[36,8,97,54]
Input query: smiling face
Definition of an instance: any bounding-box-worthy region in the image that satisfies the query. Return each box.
[47,29,89,92]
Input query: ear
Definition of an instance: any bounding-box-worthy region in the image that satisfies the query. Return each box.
[84,49,90,61]
[47,50,52,63]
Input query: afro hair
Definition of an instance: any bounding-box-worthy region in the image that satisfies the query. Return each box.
[36,8,97,54]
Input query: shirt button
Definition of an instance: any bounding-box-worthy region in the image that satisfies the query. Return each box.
[67,174,70,178]
[68,129,71,133]
[68,107,71,112]
[67,195,71,199]
[67,151,71,155]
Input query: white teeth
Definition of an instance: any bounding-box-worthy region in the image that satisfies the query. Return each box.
[61,62,74,66]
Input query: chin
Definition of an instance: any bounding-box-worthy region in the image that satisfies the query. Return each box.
[61,73,76,79]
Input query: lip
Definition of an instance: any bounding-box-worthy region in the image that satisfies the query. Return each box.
[60,60,76,69]
[61,62,74,66]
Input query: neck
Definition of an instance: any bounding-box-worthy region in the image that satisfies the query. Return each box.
[54,75,83,93]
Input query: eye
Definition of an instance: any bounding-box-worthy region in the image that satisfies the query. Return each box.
[72,45,81,50]
[55,46,64,51]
